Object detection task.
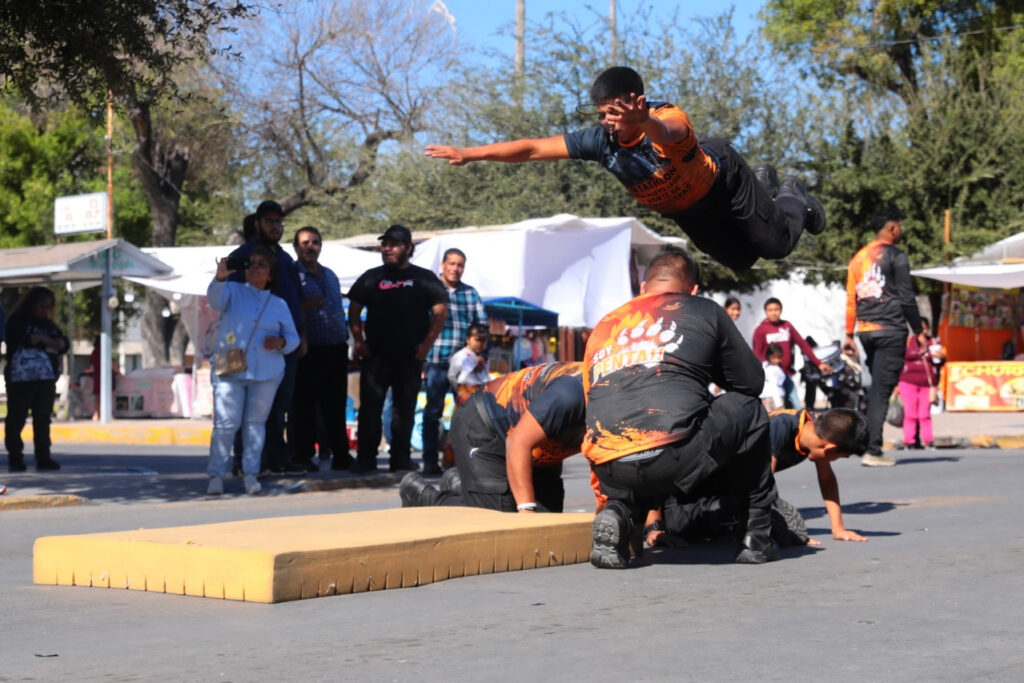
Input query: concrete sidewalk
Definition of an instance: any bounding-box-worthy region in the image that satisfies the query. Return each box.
[2,410,1023,448]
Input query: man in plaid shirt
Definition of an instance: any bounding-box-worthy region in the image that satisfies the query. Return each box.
[422,248,487,474]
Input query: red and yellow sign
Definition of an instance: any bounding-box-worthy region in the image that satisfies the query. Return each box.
[946,361,1024,411]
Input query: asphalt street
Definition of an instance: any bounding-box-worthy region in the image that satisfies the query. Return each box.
[2,444,1023,681]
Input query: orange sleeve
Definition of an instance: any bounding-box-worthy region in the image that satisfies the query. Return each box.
[589,468,608,513]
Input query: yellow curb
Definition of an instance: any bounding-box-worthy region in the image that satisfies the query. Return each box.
[0,494,84,511]
[0,425,212,446]
[992,436,1024,449]
[969,435,997,448]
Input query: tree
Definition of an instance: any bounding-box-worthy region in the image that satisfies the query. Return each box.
[225,0,460,221]
[0,0,251,367]
[760,0,1024,108]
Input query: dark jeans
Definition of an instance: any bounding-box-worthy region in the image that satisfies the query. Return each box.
[668,138,805,271]
[291,344,351,467]
[421,361,451,467]
[5,380,56,462]
[592,392,776,523]
[263,351,298,469]
[356,355,423,470]
[443,394,564,512]
[860,332,907,455]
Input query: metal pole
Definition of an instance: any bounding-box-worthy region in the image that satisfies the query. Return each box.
[106,90,114,240]
[100,249,113,423]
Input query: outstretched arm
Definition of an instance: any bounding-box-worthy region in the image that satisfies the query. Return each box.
[815,460,868,542]
[425,136,569,166]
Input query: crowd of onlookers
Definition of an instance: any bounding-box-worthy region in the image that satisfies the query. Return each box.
[202,200,493,495]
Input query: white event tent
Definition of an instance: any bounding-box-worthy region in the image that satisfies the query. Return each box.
[130,214,683,339]
[912,232,1024,288]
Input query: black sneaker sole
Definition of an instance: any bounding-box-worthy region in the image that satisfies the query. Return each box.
[590,508,630,569]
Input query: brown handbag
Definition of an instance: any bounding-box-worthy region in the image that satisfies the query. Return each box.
[214,294,272,377]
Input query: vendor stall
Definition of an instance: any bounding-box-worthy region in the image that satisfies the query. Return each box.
[913,232,1024,410]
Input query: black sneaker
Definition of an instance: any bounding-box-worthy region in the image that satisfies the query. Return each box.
[422,463,443,476]
[389,461,419,473]
[296,458,319,473]
[778,175,826,235]
[270,460,308,476]
[590,500,633,569]
[8,458,26,473]
[439,467,462,496]
[36,457,61,471]
[399,472,440,507]
[751,163,780,198]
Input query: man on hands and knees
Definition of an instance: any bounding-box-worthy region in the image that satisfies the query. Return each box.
[583,247,779,568]
[650,407,870,549]
[399,362,585,514]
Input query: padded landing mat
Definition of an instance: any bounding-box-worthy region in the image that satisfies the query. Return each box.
[33,507,594,603]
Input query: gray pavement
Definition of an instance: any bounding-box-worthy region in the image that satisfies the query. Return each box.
[2,444,1023,681]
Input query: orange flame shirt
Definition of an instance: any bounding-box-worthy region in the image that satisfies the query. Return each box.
[583,293,764,465]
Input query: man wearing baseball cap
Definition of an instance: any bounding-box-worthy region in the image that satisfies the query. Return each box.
[348,224,448,473]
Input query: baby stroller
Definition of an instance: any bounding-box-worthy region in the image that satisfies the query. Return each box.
[800,344,867,412]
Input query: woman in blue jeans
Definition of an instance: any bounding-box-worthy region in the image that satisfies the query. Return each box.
[206,247,299,495]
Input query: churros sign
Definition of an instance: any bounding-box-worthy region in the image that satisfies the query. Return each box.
[947,361,1024,411]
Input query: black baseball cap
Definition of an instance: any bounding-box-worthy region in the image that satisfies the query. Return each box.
[255,200,284,218]
[379,224,413,244]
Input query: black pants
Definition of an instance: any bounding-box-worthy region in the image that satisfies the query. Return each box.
[668,138,805,271]
[356,355,423,469]
[860,332,906,455]
[291,344,351,467]
[262,350,298,469]
[592,392,776,523]
[5,380,56,462]
[442,394,565,512]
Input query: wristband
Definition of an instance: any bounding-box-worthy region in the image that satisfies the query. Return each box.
[516,502,538,511]
[644,520,666,535]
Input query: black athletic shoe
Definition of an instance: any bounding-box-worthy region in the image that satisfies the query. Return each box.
[590,500,634,569]
[422,463,443,476]
[399,472,440,507]
[8,457,26,473]
[735,504,781,564]
[778,175,826,235]
[389,461,419,473]
[439,467,462,496]
[36,457,61,471]
[751,163,780,198]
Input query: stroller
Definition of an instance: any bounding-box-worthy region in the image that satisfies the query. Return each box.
[800,344,867,412]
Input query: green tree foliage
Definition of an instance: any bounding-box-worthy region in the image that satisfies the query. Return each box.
[764,1,1024,304]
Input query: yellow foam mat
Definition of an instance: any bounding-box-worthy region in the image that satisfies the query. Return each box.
[33,507,595,603]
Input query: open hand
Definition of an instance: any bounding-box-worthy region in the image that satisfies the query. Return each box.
[425,145,468,166]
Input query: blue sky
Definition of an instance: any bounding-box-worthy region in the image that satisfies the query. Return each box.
[436,0,766,52]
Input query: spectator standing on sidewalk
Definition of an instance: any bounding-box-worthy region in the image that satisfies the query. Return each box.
[4,287,69,473]
[291,226,353,472]
[421,248,487,474]
[206,249,299,495]
[348,225,448,473]
[845,207,926,467]
[897,319,939,450]
[752,297,831,409]
[225,200,307,474]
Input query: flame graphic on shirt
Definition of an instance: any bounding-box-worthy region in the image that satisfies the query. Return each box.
[591,316,684,382]
[855,263,885,301]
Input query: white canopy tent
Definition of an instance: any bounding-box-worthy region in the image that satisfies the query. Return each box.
[129,215,682,334]
[409,214,684,328]
[913,232,1024,288]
